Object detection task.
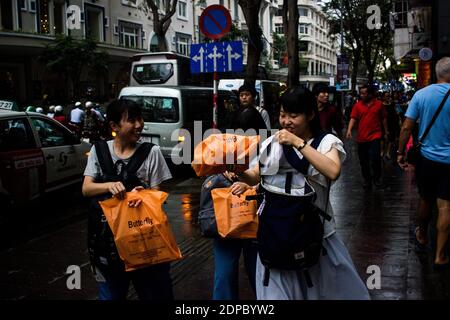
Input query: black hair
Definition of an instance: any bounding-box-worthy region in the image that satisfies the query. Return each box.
[107,99,142,125]
[238,82,257,97]
[312,83,329,96]
[359,84,376,96]
[280,86,323,136]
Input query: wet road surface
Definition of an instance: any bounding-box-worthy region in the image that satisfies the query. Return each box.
[0,140,449,300]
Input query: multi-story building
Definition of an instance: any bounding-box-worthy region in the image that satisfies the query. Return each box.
[390,0,450,89]
[0,0,283,106]
[0,0,194,104]
[272,0,338,89]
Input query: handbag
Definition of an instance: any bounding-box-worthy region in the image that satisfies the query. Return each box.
[406,89,450,165]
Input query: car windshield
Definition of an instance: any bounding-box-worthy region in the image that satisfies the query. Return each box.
[121,96,179,123]
[132,63,174,84]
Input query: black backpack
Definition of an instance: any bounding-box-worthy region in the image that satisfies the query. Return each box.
[87,140,154,270]
[197,173,233,238]
[257,133,331,288]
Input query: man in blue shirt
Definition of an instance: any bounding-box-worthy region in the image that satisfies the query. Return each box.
[397,57,450,270]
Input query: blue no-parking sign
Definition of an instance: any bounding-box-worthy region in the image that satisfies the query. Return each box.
[199,5,232,40]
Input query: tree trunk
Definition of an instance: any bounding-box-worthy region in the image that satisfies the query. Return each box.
[156,32,168,51]
[283,1,300,87]
[147,0,177,52]
[239,0,263,87]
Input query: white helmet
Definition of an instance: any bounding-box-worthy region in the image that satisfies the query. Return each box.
[49,105,55,112]
[36,107,44,113]
[75,101,82,107]
[85,101,93,108]
[55,105,63,113]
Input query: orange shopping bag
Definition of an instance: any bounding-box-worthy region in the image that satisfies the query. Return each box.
[211,187,259,239]
[191,134,260,177]
[99,190,182,272]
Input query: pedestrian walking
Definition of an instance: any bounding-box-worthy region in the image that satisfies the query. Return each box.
[397,57,450,270]
[210,83,265,300]
[313,83,344,140]
[234,83,268,133]
[82,99,174,300]
[346,85,389,188]
[231,86,369,300]
[382,92,401,160]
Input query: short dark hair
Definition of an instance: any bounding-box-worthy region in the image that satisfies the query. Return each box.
[238,83,257,97]
[280,86,322,136]
[107,99,142,124]
[359,84,376,96]
[312,83,329,96]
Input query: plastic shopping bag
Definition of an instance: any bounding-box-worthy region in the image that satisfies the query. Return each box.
[211,187,259,239]
[99,190,182,272]
[191,134,260,177]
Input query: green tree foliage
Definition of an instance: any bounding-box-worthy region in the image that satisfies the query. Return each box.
[39,35,108,100]
[324,0,393,87]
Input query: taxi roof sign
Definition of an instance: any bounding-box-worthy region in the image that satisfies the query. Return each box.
[0,100,19,111]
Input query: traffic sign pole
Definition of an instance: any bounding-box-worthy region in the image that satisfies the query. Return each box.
[213,40,219,129]
[213,70,218,129]
[198,5,232,130]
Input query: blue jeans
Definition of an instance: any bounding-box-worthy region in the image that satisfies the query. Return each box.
[213,238,257,300]
[96,262,173,300]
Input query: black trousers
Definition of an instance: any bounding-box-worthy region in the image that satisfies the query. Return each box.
[357,139,382,183]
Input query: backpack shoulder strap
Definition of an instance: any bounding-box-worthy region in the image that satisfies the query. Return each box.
[283,132,327,175]
[94,140,114,175]
[125,142,155,175]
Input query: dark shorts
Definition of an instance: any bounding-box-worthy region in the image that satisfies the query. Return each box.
[417,156,450,201]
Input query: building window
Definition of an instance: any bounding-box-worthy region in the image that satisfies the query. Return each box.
[393,0,408,28]
[28,0,37,13]
[275,23,283,34]
[85,4,104,41]
[19,0,27,11]
[150,34,159,52]
[299,24,309,35]
[299,7,308,17]
[119,21,142,49]
[175,33,191,56]
[178,0,187,19]
[234,1,239,20]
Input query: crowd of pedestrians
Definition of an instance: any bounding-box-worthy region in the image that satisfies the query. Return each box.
[78,57,450,301]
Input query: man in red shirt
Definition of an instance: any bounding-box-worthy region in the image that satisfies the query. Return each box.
[346,85,389,188]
